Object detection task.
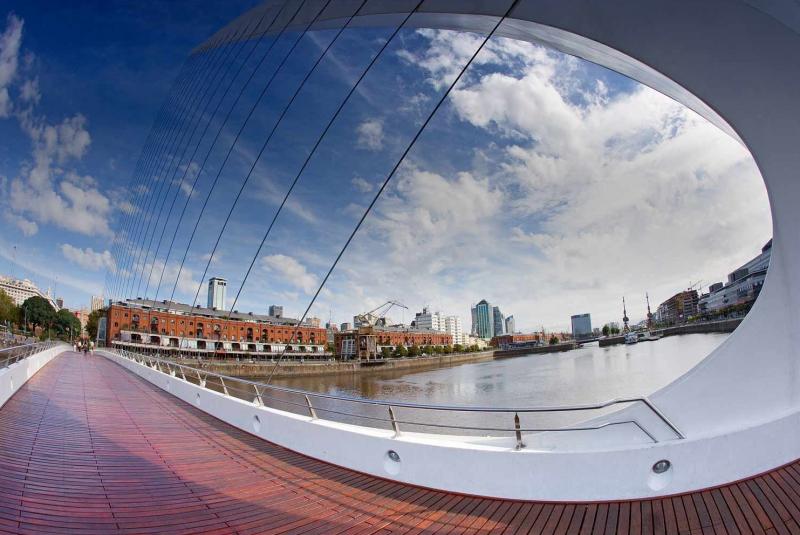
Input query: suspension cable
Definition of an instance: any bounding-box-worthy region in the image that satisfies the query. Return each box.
[265,1,521,384]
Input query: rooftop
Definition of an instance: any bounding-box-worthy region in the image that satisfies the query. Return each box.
[114,298,305,326]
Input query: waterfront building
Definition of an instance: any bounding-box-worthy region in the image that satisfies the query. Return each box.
[0,274,59,309]
[340,322,353,332]
[504,315,515,335]
[491,333,541,348]
[656,290,700,325]
[90,295,105,312]
[493,306,505,336]
[414,307,443,331]
[699,240,771,315]
[304,317,321,328]
[471,300,494,339]
[207,277,227,310]
[106,298,326,356]
[72,309,89,334]
[268,304,283,318]
[334,325,452,359]
[571,313,593,339]
[444,315,464,345]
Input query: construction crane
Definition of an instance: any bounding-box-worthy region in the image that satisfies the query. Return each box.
[354,300,408,328]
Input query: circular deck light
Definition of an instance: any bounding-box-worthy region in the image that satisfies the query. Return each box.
[652,459,671,474]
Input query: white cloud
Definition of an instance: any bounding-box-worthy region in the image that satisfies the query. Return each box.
[128,257,202,301]
[4,213,37,236]
[0,13,22,117]
[19,76,38,104]
[60,243,116,272]
[0,15,113,238]
[321,32,771,332]
[351,176,374,193]
[356,119,384,151]
[261,254,318,295]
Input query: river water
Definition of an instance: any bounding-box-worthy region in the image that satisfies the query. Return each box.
[257,333,728,436]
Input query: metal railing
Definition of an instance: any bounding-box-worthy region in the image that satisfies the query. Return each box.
[1,341,62,369]
[106,348,684,446]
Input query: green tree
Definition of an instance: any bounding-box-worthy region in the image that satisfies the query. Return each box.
[0,289,18,328]
[394,344,408,358]
[20,296,56,333]
[549,335,559,345]
[55,309,82,340]
[86,308,106,340]
[469,344,479,352]
[443,344,452,354]
[453,343,463,353]
[381,346,392,359]
[602,324,610,337]
[408,344,420,357]
[611,326,620,335]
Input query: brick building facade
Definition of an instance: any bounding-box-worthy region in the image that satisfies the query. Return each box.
[334,327,453,359]
[106,299,327,356]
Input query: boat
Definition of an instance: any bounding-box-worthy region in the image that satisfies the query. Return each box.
[637,331,663,342]
[624,332,639,344]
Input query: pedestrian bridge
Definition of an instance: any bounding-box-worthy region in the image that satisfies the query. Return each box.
[2,347,800,534]
[6,0,800,532]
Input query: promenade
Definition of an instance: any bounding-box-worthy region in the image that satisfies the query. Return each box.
[1,352,799,534]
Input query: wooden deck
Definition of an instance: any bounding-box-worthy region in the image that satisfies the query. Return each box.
[1,352,800,534]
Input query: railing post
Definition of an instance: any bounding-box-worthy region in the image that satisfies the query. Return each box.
[514,412,525,450]
[388,405,400,437]
[253,385,263,406]
[197,370,205,388]
[304,395,317,419]
[220,377,229,396]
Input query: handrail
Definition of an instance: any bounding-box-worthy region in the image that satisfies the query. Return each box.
[0,341,62,368]
[0,343,38,353]
[107,348,685,444]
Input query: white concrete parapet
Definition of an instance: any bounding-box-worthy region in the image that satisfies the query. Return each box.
[0,344,69,409]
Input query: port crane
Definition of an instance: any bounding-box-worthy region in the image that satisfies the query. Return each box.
[354,300,408,327]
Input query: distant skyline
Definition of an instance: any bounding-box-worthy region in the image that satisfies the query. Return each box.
[0,7,771,332]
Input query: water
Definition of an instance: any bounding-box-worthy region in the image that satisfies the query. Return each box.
[254,333,728,436]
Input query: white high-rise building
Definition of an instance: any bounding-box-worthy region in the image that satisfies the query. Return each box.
[0,275,58,309]
[90,295,105,312]
[414,307,443,331]
[444,315,464,345]
[207,277,227,310]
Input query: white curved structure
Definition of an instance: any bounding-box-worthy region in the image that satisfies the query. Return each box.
[117,0,800,500]
[0,344,69,409]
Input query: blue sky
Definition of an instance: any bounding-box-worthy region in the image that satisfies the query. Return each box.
[0,5,772,331]
[0,1,259,307]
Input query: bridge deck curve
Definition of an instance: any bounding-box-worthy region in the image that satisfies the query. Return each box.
[1,352,799,534]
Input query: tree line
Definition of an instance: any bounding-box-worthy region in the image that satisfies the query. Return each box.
[0,290,104,341]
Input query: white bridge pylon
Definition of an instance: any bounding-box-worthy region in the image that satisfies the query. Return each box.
[191,0,800,500]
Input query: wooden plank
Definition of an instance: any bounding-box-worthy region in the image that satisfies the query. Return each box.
[2,352,800,535]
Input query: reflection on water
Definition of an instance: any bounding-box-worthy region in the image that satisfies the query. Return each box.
[224,334,727,436]
[271,333,727,405]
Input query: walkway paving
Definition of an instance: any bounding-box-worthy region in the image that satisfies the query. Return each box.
[1,352,800,534]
